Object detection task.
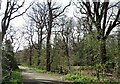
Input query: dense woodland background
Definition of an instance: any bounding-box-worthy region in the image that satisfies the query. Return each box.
[0,0,120,83]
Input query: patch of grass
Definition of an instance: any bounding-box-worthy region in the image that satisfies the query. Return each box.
[71,66,94,71]
[29,67,45,73]
[19,66,45,73]
[64,74,120,84]
[2,68,23,84]
[64,74,97,84]
[10,69,23,84]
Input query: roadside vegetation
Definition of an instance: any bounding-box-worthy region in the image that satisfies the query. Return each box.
[9,69,23,84]
[19,66,45,73]
[2,68,23,84]
[20,65,120,83]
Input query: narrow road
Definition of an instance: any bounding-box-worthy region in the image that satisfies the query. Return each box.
[19,66,73,84]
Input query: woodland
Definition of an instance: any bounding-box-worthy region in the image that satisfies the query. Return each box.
[0,0,120,83]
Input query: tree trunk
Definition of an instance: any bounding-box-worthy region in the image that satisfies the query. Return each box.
[117,30,120,77]
[46,27,52,71]
[46,2,52,71]
[37,44,42,66]
[65,34,71,73]
[100,38,107,64]
[29,45,32,66]
[0,33,2,83]
[66,42,71,73]
[37,29,42,66]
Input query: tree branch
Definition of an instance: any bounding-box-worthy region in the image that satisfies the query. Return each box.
[105,9,120,37]
[53,1,71,19]
[10,2,34,20]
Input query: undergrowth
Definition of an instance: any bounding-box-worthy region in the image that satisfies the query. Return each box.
[64,74,120,84]
[2,68,23,84]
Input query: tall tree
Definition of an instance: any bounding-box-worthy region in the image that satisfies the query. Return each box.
[27,2,47,66]
[46,0,71,71]
[74,0,120,64]
[60,17,75,72]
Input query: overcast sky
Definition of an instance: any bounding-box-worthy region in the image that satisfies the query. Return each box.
[0,0,119,51]
[0,0,73,30]
[0,0,119,29]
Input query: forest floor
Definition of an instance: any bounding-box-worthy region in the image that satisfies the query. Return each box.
[19,66,73,84]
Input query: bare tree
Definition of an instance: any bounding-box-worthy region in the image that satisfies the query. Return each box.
[61,17,72,73]
[1,0,33,41]
[24,32,33,66]
[46,0,71,71]
[1,0,33,82]
[74,0,120,64]
[27,2,47,66]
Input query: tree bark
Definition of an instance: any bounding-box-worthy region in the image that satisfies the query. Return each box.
[117,30,120,77]
[100,38,107,64]
[66,36,71,73]
[46,1,52,71]
[37,28,43,66]
[0,33,2,83]
[29,45,32,66]
[46,26,52,71]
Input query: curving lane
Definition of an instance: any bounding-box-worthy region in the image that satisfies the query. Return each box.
[19,66,74,84]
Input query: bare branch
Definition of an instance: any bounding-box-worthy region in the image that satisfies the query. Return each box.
[106,9,120,37]
[10,2,34,20]
[53,2,71,19]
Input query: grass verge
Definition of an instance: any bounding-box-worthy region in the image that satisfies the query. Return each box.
[2,68,23,84]
[9,69,23,84]
[64,74,97,84]
[64,74,120,84]
[19,66,45,73]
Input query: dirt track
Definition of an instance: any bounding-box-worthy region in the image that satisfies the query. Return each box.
[19,66,73,84]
